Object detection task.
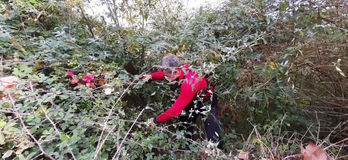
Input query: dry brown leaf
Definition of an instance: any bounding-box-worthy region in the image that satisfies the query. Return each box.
[301,142,333,160]
[238,150,250,160]
[0,76,19,92]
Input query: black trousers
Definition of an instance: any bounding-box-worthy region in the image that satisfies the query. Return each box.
[179,93,224,149]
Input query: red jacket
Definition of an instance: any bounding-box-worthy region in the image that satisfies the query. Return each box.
[151,65,213,123]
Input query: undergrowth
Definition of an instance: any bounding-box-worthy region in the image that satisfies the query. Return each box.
[0,0,347,159]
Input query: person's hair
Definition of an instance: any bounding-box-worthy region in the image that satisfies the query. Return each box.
[161,54,180,69]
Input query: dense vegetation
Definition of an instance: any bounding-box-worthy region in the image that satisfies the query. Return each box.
[0,0,347,159]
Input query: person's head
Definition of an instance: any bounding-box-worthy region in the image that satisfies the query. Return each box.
[161,54,181,80]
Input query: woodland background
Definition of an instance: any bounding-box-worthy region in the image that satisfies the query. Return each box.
[0,0,347,159]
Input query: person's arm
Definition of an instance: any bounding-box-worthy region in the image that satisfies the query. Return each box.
[142,71,165,81]
[151,71,165,80]
[155,83,196,123]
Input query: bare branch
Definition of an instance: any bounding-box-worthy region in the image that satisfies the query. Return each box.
[111,108,146,160]
[29,81,77,160]
[283,154,303,159]
[93,79,137,160]
[0,56,3,76]
[0,109,29,116]
[6,91,55,160]
[78,5,95,38]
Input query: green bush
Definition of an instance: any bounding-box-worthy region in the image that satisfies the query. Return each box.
[1,0,347,159]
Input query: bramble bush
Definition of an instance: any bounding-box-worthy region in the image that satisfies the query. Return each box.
[0,0,347,159]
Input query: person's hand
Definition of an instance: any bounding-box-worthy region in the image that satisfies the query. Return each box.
[141,74,151,82]
[147,117,156,129]
[200,146,206,154]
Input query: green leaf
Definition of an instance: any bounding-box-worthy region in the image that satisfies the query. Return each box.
[59,95,69,100]
[0,120,6,128]
[144,12,149,21]
[332,31,345,40]
[2,150,13,159]
[280,1,289,12]
[12,68,22,77]
[60,134,69,142]
[335,66,346,77]
[0,31,10,42]
[0,133,5,145]
[19,151,38,160]
[19,65,32,74]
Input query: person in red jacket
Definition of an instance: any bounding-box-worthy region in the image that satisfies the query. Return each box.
[143,54,223,149]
